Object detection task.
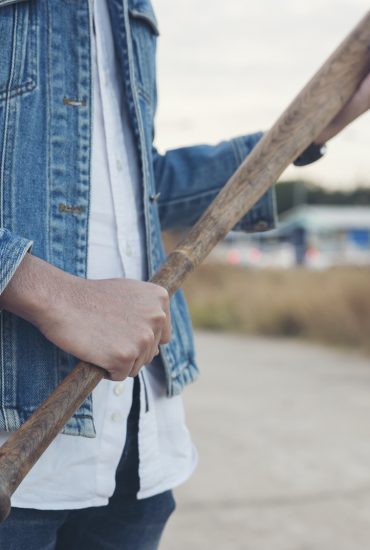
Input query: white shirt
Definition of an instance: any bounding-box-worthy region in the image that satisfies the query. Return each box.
[0,0,196,509]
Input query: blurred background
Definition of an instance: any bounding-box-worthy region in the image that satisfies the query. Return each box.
[152,1,370,548]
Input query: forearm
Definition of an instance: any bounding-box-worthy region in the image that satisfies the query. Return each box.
[0,253,171,381]
[0,253,68,327]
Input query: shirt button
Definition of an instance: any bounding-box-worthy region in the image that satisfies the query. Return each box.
[111,411,123,423]
[113,383,124,396]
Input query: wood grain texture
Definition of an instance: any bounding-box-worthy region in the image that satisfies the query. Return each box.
[0,11,370,523]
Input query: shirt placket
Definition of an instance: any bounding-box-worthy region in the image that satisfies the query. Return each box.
[94,9,144,282]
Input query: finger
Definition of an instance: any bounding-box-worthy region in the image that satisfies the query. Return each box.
[159,299,172,345]
[105,354,136,381]
[142,330,157,365]
[105,364,132,382]
[129,341,160,377]
[159,318,171,344]
[129,356,144,378]
[151,326,162,358]
[142,343,158,369]
[128,340,151,377]
[156,286,171,340]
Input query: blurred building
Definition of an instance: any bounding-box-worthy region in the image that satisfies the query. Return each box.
[276,205,370,267]
[213,206,370,269]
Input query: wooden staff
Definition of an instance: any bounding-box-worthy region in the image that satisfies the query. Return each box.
[0,11,370,524]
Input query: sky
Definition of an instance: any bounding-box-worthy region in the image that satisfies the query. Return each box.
[153,0,370,189]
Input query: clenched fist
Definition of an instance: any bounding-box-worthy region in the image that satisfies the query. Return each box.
[0,254,171,380]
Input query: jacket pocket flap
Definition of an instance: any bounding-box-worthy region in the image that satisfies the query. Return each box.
[129,5,160,36]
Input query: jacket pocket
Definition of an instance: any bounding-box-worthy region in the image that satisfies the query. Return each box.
[128,0,159,107]
[0,0,37,102]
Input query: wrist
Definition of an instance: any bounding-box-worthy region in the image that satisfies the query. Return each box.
[0,254,72,328]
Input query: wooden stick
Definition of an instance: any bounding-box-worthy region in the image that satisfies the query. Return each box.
[1,11,370,523]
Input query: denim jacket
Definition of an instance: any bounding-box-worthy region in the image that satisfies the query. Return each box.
[0,0,276,437]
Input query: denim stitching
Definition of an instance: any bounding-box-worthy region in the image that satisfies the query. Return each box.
[0,3,37,102]
[0,7,19,431]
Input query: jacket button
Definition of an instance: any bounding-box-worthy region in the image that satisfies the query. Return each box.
[149,192,161,202]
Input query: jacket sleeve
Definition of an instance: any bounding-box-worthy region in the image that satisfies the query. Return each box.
[153,131,276,233]
[0,228,32,295]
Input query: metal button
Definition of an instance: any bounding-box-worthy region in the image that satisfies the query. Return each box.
[111,411,123,423]
[149,192,161,202]
[63,97,87,108]
[113,383,124,396]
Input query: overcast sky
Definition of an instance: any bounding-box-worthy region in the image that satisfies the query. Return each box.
[153,0,370,189]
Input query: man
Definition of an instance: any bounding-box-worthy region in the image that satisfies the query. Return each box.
[0,0,369,548]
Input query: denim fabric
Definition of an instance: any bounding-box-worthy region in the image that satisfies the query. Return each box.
[0,0,277,436]
[0,228,32,294]
[0,378,176,550]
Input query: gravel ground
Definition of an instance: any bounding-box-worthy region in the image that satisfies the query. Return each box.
[161,331,370,550]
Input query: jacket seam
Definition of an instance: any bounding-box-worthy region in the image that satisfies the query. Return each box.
[159,187,220,207]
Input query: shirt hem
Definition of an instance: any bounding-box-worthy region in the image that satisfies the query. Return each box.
[10,496,109,511]
[11,447,198,510]
[137,446,198,500]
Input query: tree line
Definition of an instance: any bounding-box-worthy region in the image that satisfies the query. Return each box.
[276,180,370,215]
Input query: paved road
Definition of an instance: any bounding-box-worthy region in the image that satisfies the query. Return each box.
[161,331,370,550]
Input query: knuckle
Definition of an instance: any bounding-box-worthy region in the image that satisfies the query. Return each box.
[157,286,169,303]
[114,347,137,365]
[139,330,155,348]
[154,310,167,326]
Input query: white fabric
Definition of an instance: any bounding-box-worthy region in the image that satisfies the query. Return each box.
[0,0,196,509]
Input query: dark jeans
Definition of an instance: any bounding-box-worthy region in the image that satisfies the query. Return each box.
[0,379,176,550]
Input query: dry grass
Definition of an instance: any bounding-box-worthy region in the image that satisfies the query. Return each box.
[182,264,370,353]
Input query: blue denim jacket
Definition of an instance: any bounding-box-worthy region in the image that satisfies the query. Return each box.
[0,0,276,437]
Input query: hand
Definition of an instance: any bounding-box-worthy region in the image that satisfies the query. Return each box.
[315,72,370,144]
[0,254,171,381]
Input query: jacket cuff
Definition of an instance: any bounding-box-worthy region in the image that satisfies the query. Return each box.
[231,133,277,233]
[0,228,33,295]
